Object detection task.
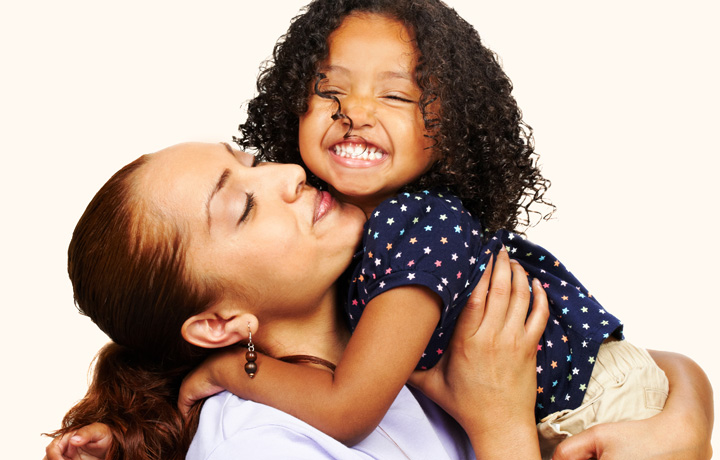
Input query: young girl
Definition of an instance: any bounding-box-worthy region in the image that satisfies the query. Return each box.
[180,0,668,457]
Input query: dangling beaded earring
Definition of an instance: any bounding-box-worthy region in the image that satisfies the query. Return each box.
[245,322,258,378]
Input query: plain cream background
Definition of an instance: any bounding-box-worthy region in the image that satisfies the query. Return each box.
[1,0,716,457]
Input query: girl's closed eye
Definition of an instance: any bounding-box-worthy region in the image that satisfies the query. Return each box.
[383,94,416,103]
[238,193,255,226]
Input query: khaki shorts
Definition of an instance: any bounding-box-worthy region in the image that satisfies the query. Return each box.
[536,340,669,460]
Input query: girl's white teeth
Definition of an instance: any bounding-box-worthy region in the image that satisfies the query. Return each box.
[333,144,383,161]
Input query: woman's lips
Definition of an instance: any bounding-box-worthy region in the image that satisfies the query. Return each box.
[314,190,335,223]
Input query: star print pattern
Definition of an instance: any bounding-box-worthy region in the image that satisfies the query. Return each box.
[345,190,623,422]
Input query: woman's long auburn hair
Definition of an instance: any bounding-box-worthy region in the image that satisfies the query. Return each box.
[50,155,221,460]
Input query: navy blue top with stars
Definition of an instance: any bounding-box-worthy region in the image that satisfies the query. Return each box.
[345,189,623,421]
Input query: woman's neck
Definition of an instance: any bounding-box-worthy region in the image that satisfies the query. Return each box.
[257,288,350,366]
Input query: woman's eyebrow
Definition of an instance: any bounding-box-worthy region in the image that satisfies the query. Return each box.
[206,168,231,229]
[220,142,235,157]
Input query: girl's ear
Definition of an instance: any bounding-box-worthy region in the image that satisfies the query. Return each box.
[182,309,258,349]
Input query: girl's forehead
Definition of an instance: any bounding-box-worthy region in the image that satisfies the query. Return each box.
[325,13,418,65]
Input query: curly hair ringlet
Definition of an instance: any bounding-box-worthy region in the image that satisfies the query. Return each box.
[235,0,554,234]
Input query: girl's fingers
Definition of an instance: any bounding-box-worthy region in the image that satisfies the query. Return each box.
[458,255,494,338]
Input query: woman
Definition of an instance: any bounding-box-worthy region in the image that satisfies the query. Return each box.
[46,143,713,459]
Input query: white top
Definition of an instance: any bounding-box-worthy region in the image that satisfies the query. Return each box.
[187,386,476,460]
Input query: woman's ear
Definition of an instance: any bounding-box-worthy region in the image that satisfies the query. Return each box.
[182,310,258,349]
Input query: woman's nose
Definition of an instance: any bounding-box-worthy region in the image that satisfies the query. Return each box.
[272,163,306,202]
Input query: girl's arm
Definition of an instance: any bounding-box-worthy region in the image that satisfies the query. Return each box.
[182,284,442,445]
[553,350,713,460]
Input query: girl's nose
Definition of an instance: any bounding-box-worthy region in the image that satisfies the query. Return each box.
[342,94,376,129]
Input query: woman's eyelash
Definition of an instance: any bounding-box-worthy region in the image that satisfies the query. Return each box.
[238,193,255,225]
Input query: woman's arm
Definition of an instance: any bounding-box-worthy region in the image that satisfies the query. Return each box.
[180,284,442,445]
[552,350,713,460]
[409,250,549,460]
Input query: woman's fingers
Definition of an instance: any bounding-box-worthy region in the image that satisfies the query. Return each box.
[526,279,549,343]
[504,258,533,327]
[458,255,494,338]
[481,246,513,330]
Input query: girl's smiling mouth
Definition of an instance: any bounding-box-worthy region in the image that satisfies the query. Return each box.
[330,137,388,165]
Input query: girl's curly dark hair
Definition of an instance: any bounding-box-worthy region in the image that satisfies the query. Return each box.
[235,0,553,233]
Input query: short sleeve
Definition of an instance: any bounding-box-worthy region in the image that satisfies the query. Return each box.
[349,191,490,321]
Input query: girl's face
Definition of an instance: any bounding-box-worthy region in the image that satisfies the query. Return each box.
[299,13,436,216]
[139,142,366,318]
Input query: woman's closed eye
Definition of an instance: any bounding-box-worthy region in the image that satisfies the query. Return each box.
[238,193,255,225]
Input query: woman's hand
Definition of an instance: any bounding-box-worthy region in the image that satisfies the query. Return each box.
[553,351,713,460]
[409,247,549,459]
[43,423,113,460]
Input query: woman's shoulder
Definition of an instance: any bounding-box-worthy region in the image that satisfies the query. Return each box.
[188,388,473,460]
[187,391,346,459]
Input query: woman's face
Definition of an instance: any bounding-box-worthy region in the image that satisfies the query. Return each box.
[298,13,436,216]
[138,142,366,317]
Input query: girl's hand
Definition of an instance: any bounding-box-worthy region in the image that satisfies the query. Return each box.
[409,247,548,458]
[178,347,245,416]
[553,351,713,460]
[43,423,113,460]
